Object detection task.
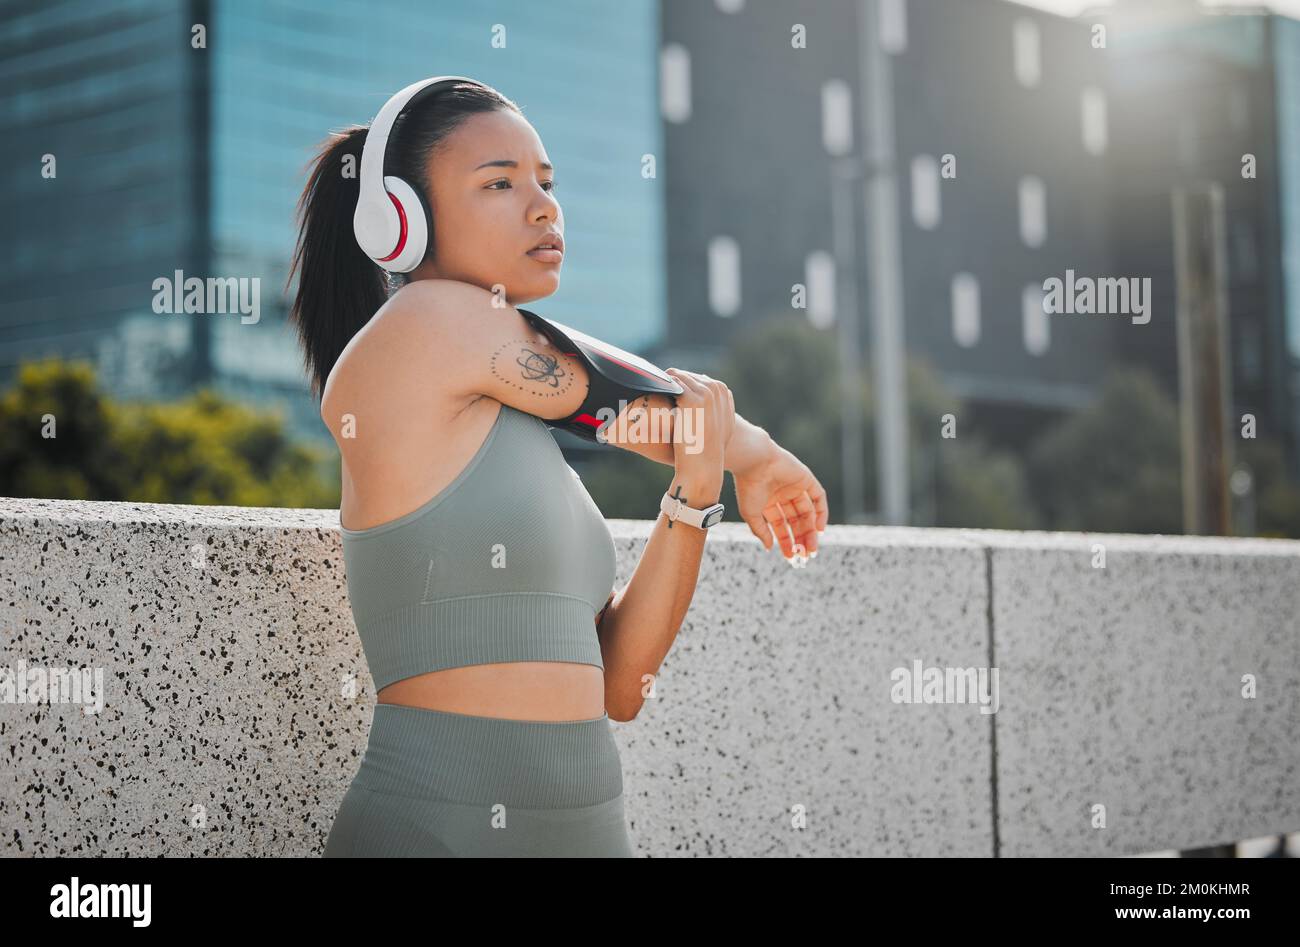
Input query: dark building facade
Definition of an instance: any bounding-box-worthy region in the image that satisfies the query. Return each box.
[1108,10,1300,473]
[658,0,1300,472]
[659,0,1116,452]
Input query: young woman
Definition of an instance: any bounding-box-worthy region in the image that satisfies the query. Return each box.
[289,78,827,857]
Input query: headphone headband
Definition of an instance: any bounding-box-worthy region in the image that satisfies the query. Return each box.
[353,74,485,273]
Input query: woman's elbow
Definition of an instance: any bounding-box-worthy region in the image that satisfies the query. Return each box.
[606,693,644,723]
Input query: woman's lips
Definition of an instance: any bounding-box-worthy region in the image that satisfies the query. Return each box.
[526,248,563,263]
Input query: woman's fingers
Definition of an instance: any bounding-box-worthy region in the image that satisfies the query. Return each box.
[785,491,820,555]
[750,487,820,560]
[666,367,707,399]
[763,504,796,558]
[667,369,729,458]
[755,480,820,560]
[747,513,774,550]
[810,478,830,531]
[774,491,816,559]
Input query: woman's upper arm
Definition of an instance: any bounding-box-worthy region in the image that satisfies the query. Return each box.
[392,278,592,422]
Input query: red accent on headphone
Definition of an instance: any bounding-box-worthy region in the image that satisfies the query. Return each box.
[377,191,408,262]
[575,413,604,429]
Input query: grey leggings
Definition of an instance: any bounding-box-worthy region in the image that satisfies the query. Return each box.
[323,702,634,857]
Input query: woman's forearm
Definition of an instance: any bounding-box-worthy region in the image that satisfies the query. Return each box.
[595,472,721,721]
[603,394,774,475]
[723,412,774,474]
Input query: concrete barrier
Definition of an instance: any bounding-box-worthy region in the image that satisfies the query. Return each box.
[0,497,1296,856]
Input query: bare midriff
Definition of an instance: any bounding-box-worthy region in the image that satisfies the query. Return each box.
[375,664,607,722]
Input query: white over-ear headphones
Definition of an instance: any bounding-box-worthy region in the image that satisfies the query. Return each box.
[353,75,486,273]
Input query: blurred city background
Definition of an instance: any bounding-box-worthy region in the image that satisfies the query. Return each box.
[3,0,1300,539]
[7,0,1300,541]
[1,0,1298,857]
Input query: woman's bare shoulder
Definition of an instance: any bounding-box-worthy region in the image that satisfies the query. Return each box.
[320,281,483,426]
[382,279,592,422]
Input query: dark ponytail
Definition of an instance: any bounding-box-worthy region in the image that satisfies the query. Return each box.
[287,82,524,402]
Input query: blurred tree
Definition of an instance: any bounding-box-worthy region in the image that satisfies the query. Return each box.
[1026,367,1182,534]
[932,434,1041,531]
[1025,366,1300,538]
[583,313,843,522]
[707,313,1039,529]
[1236,436,1300,539]
[0,357,337,509]
[907,358,1042,530]
[579,445,671,522]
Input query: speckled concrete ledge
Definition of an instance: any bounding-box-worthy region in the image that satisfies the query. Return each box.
[957,528,1300,857]
[0,498,1296,857]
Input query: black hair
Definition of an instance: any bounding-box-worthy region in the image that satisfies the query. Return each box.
[286,81,523,401]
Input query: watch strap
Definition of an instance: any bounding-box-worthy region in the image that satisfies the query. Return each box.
[660,491,724,529]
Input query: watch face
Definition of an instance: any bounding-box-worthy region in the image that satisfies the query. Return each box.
[702,506,724,528]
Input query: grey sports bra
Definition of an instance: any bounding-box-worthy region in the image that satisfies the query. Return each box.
[339,401,617,692]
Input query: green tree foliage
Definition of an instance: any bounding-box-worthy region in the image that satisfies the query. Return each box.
[585,314,1038,529]
[1025,367,1300,538]
[1026,367,1183,534]
[0,357,337,509]
[1236,435,1300,539]
[712,314,1038,529]
[578,446,672,522]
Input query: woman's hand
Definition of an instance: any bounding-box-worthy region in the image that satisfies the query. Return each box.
[664,368,732,504]
[733,442,828,560]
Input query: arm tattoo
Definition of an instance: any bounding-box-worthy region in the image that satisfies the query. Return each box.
[489,338,582,400]
[624,395,649,423]
[665,482,690,528]
[516,346,567,387]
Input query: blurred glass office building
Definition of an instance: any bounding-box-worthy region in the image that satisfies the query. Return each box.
[0,0,664,446]
[659,0,1300,475]
[660,0,1114,453]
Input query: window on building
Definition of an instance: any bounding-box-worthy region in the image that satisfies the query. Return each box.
[708,236,741,317]
[1023,283,1049,354]
[952,272,980,347]
[1081,86,1107,155]
[1013,18,1041,88]
[1018,175,1046,248]
[911,154,941,230]
[661,44,691,123]
[806,250,836,329]
[821,79,853,156]
[879,0,908,53]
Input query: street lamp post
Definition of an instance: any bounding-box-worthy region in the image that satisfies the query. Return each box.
[860,0,910,526]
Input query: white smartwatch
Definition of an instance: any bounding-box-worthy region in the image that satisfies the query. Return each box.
[660,489,726,530]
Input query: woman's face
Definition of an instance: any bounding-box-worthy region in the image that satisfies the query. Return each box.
[410,109,563,304]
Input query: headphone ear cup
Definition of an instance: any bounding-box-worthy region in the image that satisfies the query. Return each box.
[377,176,430,273]
[409,182,435,260]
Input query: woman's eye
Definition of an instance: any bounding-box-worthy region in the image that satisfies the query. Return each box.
[486,179,557,192]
